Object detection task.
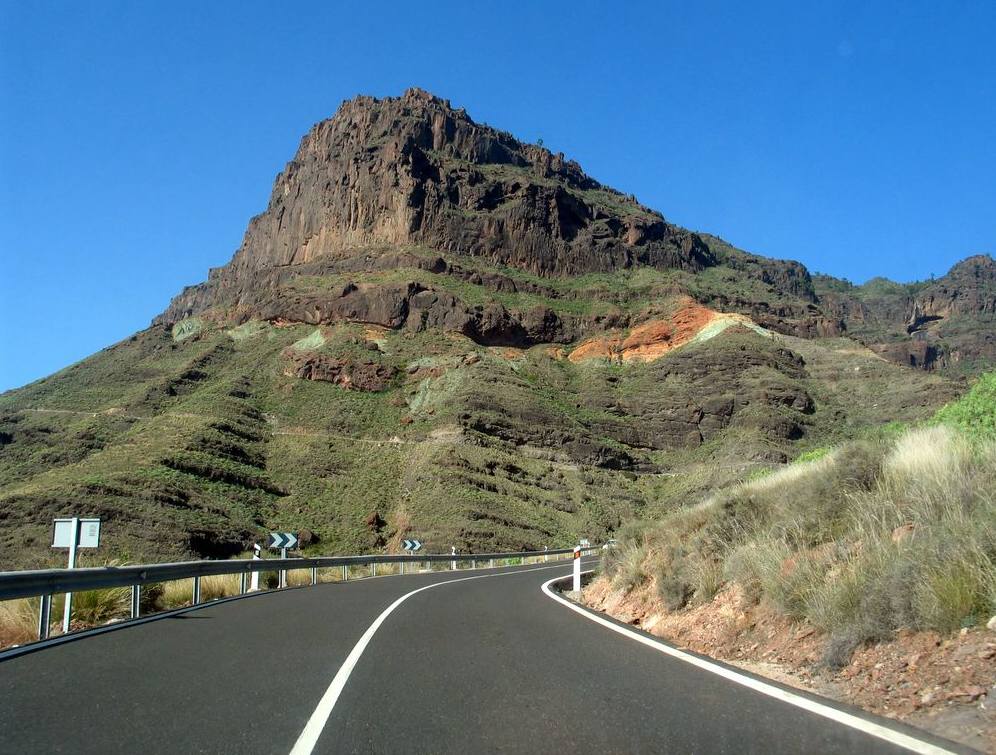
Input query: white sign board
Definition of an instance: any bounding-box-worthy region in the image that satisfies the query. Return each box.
[52,518,101,548]
[579,538,591,547]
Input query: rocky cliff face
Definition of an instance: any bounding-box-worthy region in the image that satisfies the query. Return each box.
[157,87,992,373]
[159,89,712,324]
[816,255,996,370]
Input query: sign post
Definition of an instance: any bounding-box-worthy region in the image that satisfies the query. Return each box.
[572,546,581,592]
[402,539,422,575]
[450,546,456,571]
[268,533,298,589]
[52,517,100,634]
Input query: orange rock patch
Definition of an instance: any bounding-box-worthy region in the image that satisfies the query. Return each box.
[569,301,720,363]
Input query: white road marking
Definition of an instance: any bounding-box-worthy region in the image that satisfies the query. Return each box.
[541,572,959,755]
[289,561,583,755]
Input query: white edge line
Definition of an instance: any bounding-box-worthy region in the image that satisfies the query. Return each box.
[289,561,584,755]
[541,571,959,755]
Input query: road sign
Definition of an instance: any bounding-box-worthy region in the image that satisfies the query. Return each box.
[53,518,100,549]
[268,532,298,550]
[52,517,101,635]
[402,538,423,552]
[579,538,590,547]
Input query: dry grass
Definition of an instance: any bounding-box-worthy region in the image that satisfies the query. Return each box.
[1,585,131,647]
[285,569,314,587]
[0,598,40,646]
[158,573,243,609]
[612,424,996,666]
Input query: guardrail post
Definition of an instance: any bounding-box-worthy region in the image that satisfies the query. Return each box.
[192,576,201,605]
[37,594,52,640]
[342,564,348,582]
[130,585,141,619]
[372,562,377,577]
[311,567,317,585]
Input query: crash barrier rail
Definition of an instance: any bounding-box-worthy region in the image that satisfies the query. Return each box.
[0,546,601,642]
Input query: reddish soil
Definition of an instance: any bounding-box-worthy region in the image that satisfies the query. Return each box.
[584,577,996,752]
[568,300,721,363]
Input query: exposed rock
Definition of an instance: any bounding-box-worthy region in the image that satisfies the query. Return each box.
[158,88,713,324]
[285,351,396,391]
[153,90,993,376]
[815,255,996,370]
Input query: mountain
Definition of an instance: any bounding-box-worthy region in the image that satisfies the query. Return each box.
[815,254,996,371]
[0,89,988,569]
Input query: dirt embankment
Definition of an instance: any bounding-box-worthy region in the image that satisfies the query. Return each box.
[584,577,996,753]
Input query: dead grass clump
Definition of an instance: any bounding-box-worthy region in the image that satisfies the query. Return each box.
[285,569,314,587]
[71,587,130,625]
[0,598,40,647]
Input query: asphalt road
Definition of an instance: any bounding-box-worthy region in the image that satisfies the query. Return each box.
[0,558,970,754]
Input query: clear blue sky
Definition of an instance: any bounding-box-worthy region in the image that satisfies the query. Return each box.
[2,1,994,392]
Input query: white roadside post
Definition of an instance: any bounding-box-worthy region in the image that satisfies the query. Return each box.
[280,546,287,589]
[572,546,581,592]
[52,516,100,635]
[249,543,261,592]
[451,546,456,571]
[544,545,548,563]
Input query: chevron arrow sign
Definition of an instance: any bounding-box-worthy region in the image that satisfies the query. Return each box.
[402,538,423,552]
[269,532,298,550]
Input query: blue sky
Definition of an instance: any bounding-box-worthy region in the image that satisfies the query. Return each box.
[1,1,994,392]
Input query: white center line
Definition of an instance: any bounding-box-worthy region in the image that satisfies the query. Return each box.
[289,561,581,755]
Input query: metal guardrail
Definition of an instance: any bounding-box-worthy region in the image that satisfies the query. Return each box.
[0,546,600,642]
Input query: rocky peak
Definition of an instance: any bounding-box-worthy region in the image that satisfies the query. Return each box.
[210,89,712,289]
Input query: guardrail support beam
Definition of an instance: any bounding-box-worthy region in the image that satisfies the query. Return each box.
[130,585,141,619]
[37,594,52,640]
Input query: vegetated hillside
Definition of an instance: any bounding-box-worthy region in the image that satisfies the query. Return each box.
[589,374,996,746]
[596,370,996,659]
[0,88,988,568]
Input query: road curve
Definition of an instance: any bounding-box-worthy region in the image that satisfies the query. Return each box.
[0,558,971,754]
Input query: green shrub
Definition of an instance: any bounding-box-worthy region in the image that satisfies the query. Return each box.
[934,370,996,440]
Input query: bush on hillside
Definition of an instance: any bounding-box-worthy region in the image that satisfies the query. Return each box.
[934,370,996,439]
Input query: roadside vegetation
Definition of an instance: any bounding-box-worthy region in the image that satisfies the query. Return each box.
[601,371,996,666]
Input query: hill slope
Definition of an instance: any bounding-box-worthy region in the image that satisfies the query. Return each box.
[0,89,986,568]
